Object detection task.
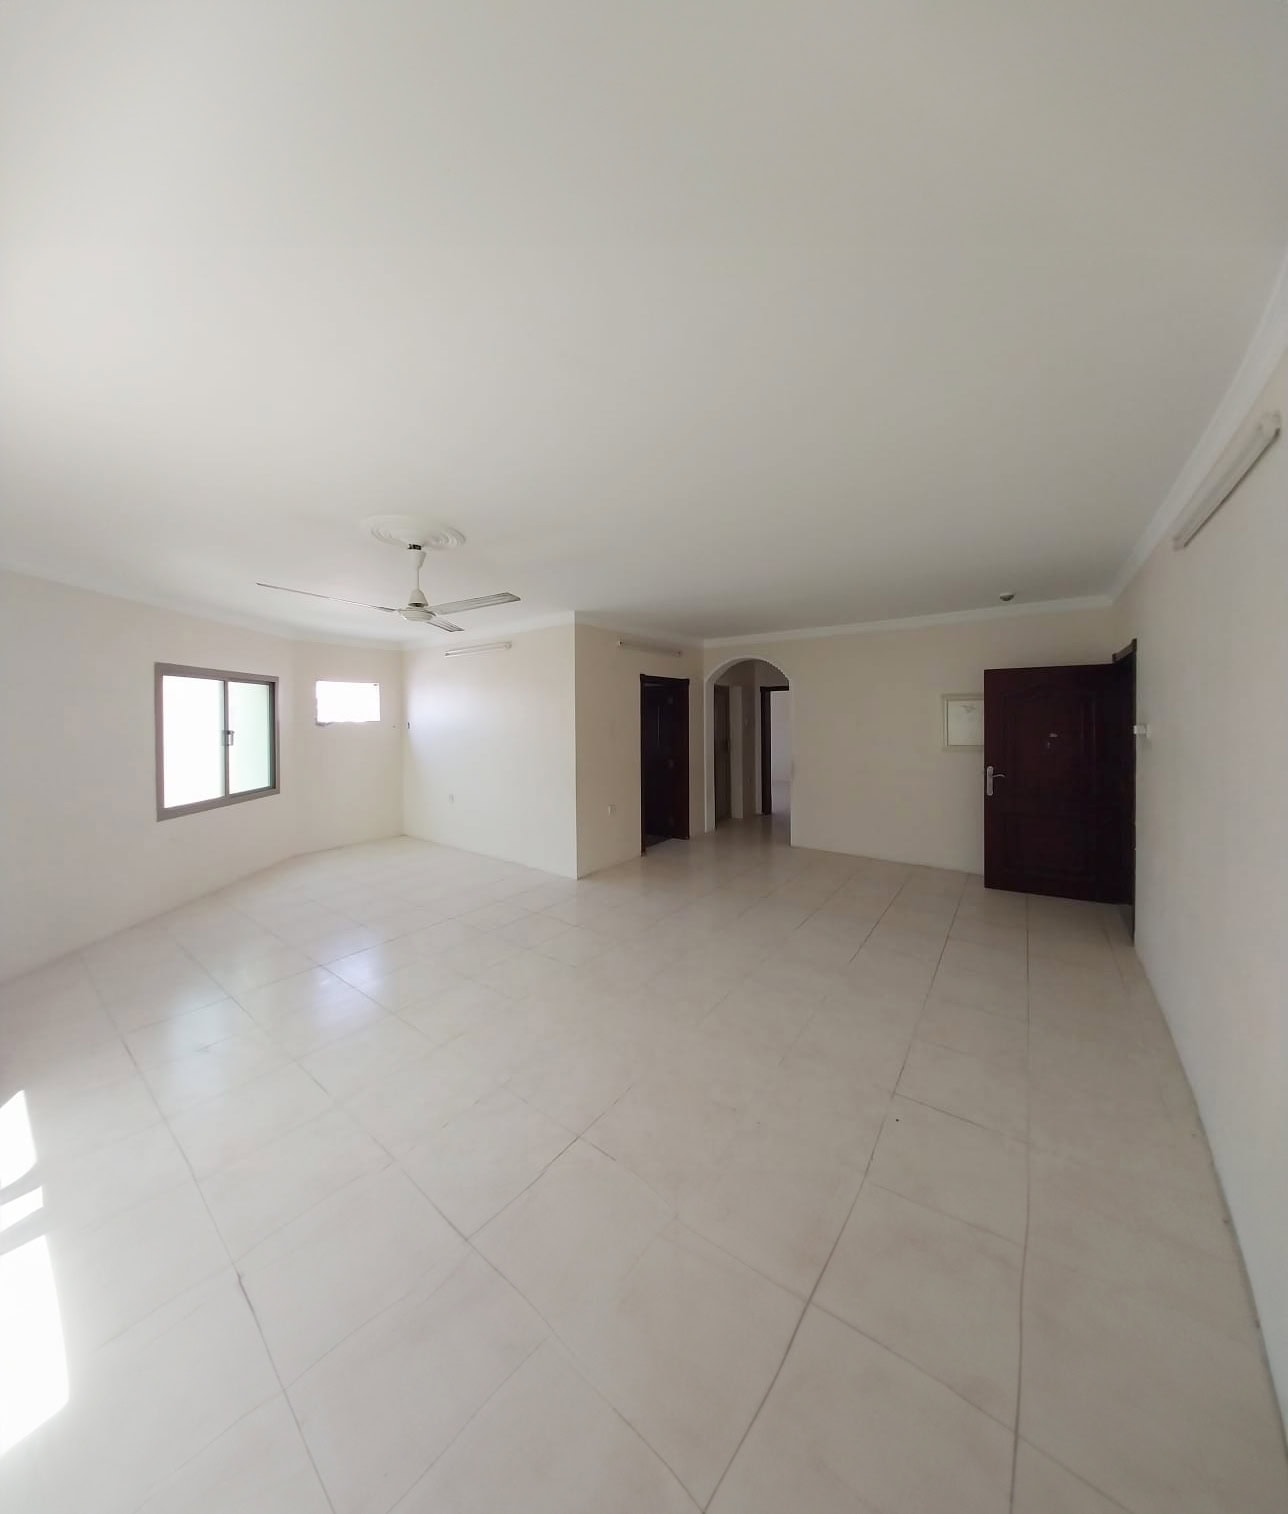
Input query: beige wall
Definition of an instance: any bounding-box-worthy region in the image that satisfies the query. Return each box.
[403,623,578,877]
[0,570,404,980]
[574,623,703,875]
[704,607,1117,870]
[1114,348,1288,1416]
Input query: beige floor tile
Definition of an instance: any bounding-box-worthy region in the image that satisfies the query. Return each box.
[167,1063,333,1175]
[199,1107,390,1257]
[141,1031,292,1116]
[474,1140,673,1323]
[678,1160,863,1297]
[898,1038,1028,1138]
[926,964,1029,1020]
[301,1016,436,1100]
[1021,1254,1288,1514]
[709,1306,1014,1514]
[948,915,1028,954]
[783,1007,913,1091]
[390,1342,697,1514]
[560,1223,802,1503]
[49,1182,229,1357]
[1029,1071,1214,1187]
[939,937,1028,984]
[400,1087,573,1235]
[33,1276,281,1514]
[343,1038,502,1153]
[505,1035,641,1132]
[1012,1441,1130,1514]
[1027,1148,1258,1348]
[585,1077,743,1201]
[816,1184,1022,1424]
[239,1166,468,1382]
[8,826,1286,1514]
[137,1396,333,1514]
[291,1253,547,1514]
[916,995,1028,1068]
[866,1095,1027,1241]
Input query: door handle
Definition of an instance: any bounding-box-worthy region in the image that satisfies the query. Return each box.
[985,765,1005,797]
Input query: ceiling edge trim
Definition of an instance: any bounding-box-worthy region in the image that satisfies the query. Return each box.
[700,595,1114,650]
[0,561,406,653]
[1111,245,1288,601]
[573,612,703,648]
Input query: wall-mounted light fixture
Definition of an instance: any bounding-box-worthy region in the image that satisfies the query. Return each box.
[617,639,684,657]
[443,641,512,658]
[1172,411,1281,549]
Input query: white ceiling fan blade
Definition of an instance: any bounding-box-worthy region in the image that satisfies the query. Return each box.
[426,617,465,632]
[424,592,521,615]
[257,583,398,612]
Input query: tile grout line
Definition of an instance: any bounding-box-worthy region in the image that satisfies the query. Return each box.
[1007,893,1034,1514]
[113,1027,341,1514]
[700,871,967,1512]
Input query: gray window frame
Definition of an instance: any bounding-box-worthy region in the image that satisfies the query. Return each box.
[155,662,280,820]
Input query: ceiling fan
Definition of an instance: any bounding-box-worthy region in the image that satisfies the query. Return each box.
[258,544,519,631]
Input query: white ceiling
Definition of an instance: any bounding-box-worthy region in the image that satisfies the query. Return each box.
[2,2,1287,642]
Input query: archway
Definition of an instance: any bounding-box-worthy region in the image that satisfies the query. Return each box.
[703,656,791,835]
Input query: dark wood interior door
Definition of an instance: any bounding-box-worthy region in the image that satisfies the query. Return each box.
[984,664,1130,902]
[713,684,732,823]
[1111,641,1137,934]
[641,676,690,847]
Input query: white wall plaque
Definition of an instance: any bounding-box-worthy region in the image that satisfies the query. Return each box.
[943,694,984,750]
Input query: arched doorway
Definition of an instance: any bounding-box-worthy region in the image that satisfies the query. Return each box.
[703,657,791,833]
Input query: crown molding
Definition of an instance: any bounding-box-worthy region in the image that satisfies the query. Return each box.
[0,560,407,652]
[1111,246,1288,600]
[701,594,1114,650]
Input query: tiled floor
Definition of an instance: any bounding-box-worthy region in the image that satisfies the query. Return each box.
[2,820,1285,1513]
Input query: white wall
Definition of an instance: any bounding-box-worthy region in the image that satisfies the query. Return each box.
[574,623,704,875]
[403,624,578,877]
[704,606,1117,871]
[1114,348,1288,1416]
[0,570,403,980]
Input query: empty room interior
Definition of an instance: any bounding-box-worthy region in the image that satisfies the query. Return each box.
[3,6,1288,1512]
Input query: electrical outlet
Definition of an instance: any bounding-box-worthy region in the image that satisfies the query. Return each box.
[607,803,616,815]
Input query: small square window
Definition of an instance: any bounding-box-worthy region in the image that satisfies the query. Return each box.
[315,681,381,724]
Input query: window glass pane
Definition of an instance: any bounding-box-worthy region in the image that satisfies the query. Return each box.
[162,676,225,808]
[227,681,273,794]
[315,680,380,723]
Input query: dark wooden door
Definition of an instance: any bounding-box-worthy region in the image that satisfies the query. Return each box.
[1111,642,1137,934]
[713,684,732,823]
[641,676,690,847]
[983,664,1130,902]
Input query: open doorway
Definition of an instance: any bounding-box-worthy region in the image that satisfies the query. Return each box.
[760,684,791,817]
[706,658,791,830]
[640,674,690,849]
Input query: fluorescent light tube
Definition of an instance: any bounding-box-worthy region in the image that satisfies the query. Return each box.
[617,639,684,657]
[1172,412,1281,549]
[443,641,512,657]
